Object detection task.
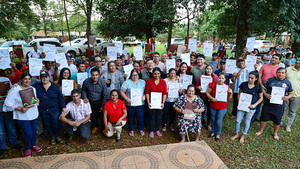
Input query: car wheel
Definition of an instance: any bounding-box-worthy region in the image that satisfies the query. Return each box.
[68,51,76,58]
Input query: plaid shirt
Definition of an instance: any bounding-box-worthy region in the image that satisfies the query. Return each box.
[65,99,92,122]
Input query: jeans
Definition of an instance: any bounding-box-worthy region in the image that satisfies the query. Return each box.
[252,102,262,120]
[281,97,300,127]
[39,109,60,137]
[210,108,227,136]
[202,98,211,125]
[232,93,238,116]
[62,119,90,140]
[162,102,175,127]
[149,109,162,132]
[90,101,103,129]
[0,112,18,149]
[235,109,255,135]
[127,105,144,131]
[17,119,37,150]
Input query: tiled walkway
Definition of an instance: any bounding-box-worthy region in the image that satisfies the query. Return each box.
[0,140,227,169]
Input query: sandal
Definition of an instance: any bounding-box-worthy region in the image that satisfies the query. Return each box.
[255,132,263,136]
[149,132,154,138]
[128,131,134,137]
[274,135,279,140]
[139,130,145,136]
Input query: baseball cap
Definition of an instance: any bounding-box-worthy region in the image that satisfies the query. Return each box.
[237,57,245,62]
[176,58,182,61]
[89,57,95,62]
[21,66,29,72]
[40,71,50,77]
[220,60,226,64]
[65,53,72,58]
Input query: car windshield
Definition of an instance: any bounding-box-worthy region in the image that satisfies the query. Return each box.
[1,42,14,47]
[263,41,272,45]
[174,39,184,43]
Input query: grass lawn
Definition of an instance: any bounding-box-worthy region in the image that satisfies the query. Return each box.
[0,100,299,168]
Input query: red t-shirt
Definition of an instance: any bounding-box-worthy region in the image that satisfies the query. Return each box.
[9,69,21,85]
[103,100,127,123]
[196,74,218,98]
[145,78,168,100]
[208,82,230,109]
[259,63,280,85]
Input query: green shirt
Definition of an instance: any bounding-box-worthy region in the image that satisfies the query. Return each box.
[286,66,300,97]
[191,65,206,84]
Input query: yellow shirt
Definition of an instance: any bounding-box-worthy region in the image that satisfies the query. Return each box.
[286,66,300,97]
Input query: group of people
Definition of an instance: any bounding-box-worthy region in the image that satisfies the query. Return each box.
[0,43,299,157]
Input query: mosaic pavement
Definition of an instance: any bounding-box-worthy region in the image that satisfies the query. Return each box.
[0,140,227,169]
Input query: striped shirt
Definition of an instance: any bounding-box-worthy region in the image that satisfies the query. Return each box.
[65,99,92,122]
[233,68,249,93]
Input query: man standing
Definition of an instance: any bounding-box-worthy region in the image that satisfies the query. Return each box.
[231,58,248,119]
[140,59,155,82]
[214,60,233,86]
[28,43,44,58]
[207,52,219,71]
[115,56,125,74]
[281,57,300,132]
[153,52,165,71]
[71,62,87,92]
[82,67,107,134]
[66,54,78,75]
[87,56,106,77]
[60,89,91,142]
[191,54,206,84]
[254,54,263,72]
[41,61,59,82]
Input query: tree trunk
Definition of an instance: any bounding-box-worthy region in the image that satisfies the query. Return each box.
[235,0,250,58]
[63,0,71,46]
[167,18,173,52]
[27,26,30,42]
[42,13,47,37]
[187,18,190,37]
[86,0,92,48]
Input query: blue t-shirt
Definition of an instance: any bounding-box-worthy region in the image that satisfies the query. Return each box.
[263,77,293,106]
[239,82,263,104]
[214,69,233,86]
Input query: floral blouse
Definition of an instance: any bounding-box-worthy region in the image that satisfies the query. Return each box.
[173,94,205,117]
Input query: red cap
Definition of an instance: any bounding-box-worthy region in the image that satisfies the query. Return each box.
[21,66,29,72]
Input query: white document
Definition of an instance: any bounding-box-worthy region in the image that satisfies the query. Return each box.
[245,55,257,72]
[130,89,143,106]
[238,93,253,112]
[225,60,236,74]
[133,46,143,60]
[29,58,43,76]
[215,85,228,102]
[55,53,68,69]
[43,44,56,61]
[107,46,117,61]
[166,59,175,73]
[181,53,191,66]
[114,43,123,55]
[0,49,11,69]
[188,39,197,52]
[201,75,213,93]
[123,64,133,80]
[182,74,193,90]
[246,37,255,52]
[77,72,88,87]
[270,86,285,105]
[203,43,214,57]
[150,92,162,109]
[62,80,74,96]
[168,83,180,98]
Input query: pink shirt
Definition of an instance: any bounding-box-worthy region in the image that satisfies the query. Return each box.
[259,63,280,85]
[154,61,166,72]
[65,99,92,122]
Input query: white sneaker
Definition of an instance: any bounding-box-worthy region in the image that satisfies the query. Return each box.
[286,126,291,132]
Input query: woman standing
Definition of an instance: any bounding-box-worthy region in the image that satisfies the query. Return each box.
[173,85,205,142]
[103,90,127,142]
[33,71,67,145]
[177,62,194,93]
[101,61,124,97]
[145,67,167,137]
[196,65,218,131]
[120,69,145,136]
[231,71,263,143]
[55,67,78,104]
[162,68,182,132]
[206,73,233,141]
[4,73,42,157]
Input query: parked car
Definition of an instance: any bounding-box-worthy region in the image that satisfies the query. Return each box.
[0,41,27,57]
[23,38,80,58]
[62,38,85,46]
[63,38,104,55]
[254,40,274,53]
[165,38,185,50]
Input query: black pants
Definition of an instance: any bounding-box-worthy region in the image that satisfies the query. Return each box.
[90,100,104,129]
[232,93,238,116]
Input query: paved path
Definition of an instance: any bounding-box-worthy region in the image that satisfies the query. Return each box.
[0,140,227,169]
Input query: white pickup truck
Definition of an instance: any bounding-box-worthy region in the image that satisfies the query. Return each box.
[23,38,80,57]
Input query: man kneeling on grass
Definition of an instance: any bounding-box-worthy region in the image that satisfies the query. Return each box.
[59,89,92,143]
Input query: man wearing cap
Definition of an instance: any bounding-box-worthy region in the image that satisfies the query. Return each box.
[214,60,233,86]
[81,55,89,70]
[191,54,206,83]
[231,58,249,119]
[207,52,219,71]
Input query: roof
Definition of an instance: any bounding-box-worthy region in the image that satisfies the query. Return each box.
[30,31,59,36]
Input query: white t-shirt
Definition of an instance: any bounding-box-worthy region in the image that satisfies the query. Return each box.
[122,48,130,60]
[28,49,42,58]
